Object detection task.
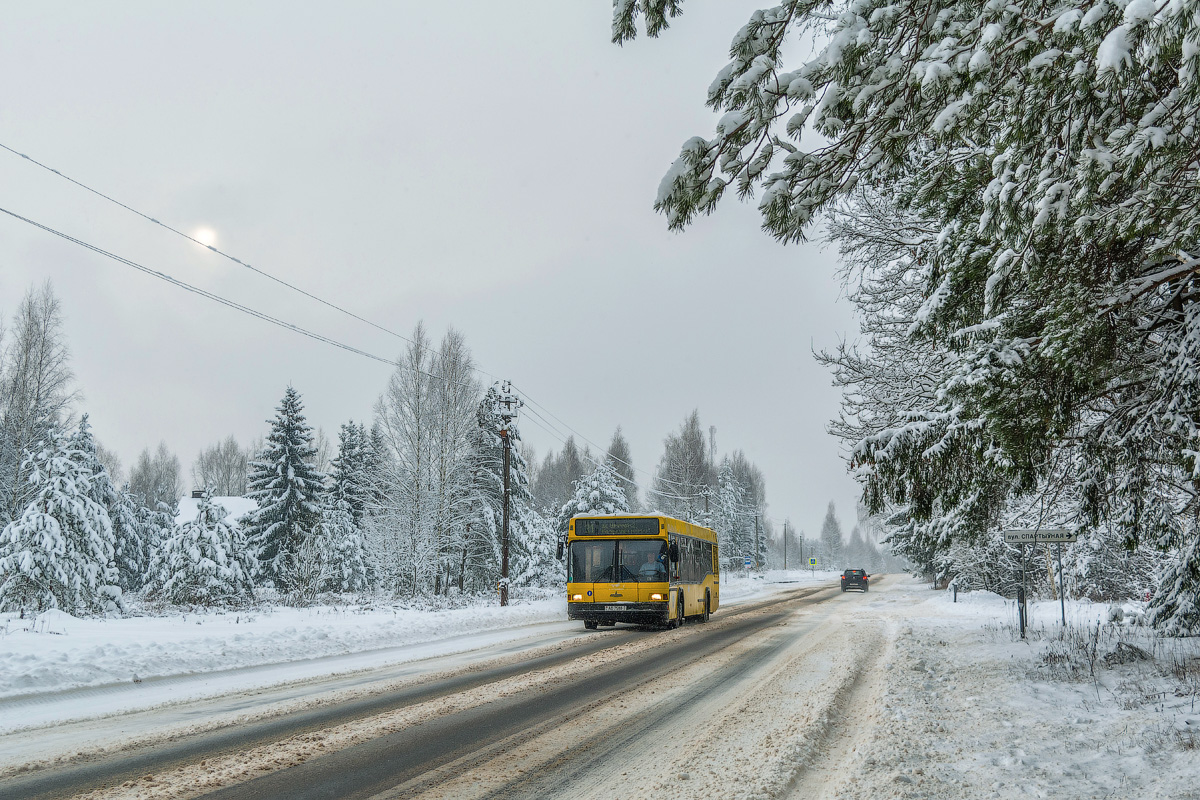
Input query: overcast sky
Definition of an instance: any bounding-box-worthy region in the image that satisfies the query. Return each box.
[0,2,863,540]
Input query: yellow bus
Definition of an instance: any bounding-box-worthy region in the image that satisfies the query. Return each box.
[559,514,719,629]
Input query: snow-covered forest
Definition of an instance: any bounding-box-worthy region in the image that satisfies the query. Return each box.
[615,0,1200,632]
[0,282,854,615]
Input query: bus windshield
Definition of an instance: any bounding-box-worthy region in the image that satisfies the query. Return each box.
[569,539,668,583]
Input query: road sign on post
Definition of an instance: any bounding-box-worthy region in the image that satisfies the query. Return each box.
[744,556,753,570]
[1003,529,1077,544]
[808,557,817,566]
[1004,529,1077,627]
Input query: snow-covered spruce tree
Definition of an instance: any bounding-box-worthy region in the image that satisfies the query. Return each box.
[146,490,253,607]
[616,3,1200,629]
[331,421,370,529]
[605,427,638,510]
[712,459,752,570]
[0,426,120,614]
[243,386,324,591]
[555,461,629,536]
[316,494,370,593]
[69,415,154,593]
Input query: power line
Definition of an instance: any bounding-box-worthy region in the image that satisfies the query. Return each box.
[514,383,702,494]
[0,205,478,388]
[0,198,724,503]
[2,145,785,521]
[0,140,503,384]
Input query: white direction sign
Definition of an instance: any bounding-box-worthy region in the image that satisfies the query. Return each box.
[1003,528,1077,544]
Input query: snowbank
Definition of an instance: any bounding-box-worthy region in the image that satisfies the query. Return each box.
[0,596,564,699]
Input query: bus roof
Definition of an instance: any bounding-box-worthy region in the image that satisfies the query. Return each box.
[567,514,717,544]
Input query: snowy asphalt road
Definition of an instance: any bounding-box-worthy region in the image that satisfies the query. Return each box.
[3,581,857,800]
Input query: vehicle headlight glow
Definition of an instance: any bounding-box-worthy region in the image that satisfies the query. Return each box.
[573,594,583,601]
[650,593,663,601]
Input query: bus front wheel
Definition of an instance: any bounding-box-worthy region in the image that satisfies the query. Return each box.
[584,620,598,630]
[700,591,710,623]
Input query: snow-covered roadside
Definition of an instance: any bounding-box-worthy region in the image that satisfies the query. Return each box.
[0,597,565,703]
[0,573,812,708]
[827,577,1200,800]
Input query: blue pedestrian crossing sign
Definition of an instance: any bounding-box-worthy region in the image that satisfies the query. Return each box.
[808,557,817,566]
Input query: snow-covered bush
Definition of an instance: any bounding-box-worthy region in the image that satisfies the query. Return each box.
[0,427,121,615]
[145,491,254,607]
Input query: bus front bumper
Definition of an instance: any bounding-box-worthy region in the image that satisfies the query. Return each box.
[568,602,669,625]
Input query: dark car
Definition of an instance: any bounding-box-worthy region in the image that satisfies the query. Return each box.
[841,569,870,592]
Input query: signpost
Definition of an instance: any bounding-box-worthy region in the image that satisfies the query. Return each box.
[808,557,816,577]
[1003,528,1077,629]
[744,556,753,571]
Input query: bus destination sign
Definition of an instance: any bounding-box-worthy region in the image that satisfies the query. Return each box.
[573,517,661,537]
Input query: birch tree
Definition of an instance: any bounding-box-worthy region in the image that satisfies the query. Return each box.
[0,282,75,526]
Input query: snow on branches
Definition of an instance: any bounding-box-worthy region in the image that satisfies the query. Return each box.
[619,0,1200,629]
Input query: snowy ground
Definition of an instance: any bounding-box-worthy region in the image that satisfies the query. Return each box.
[9,573,1196,799]
[819,578,1200,800]
[0,571,825,733]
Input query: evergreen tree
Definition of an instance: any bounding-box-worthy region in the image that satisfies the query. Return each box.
[556,461,629,536]
[713,459,753,570]
[146,490,253,607]
[69,415,154,593]
[605,426,638,510]
[317,494,370,593]
[0,426,120,614]
[331,421,369,528]
[613,0,1200,631]
[243,386,324,590]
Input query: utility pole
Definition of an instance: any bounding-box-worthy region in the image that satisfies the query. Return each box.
[754,512,760,571]
[783,520,788,570]
[497,381,520,607]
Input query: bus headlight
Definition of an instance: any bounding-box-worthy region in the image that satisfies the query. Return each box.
[573,594,583,601]
[650,593,663,601]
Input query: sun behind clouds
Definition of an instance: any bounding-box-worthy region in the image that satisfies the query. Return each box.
[193,226,218,248]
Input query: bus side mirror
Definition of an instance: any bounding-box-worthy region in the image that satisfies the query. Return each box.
[556,540,564,560]
[669,542,679,563]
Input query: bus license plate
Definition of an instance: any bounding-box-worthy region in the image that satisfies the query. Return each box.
[605,605,624,611]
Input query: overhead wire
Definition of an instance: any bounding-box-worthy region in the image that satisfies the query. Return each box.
[2,144,787,524]
[0,140,504,384]
[0,206,480,388]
